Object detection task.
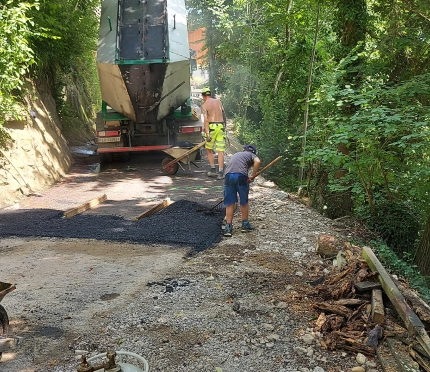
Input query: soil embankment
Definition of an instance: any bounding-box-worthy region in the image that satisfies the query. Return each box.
[0,82,73,208]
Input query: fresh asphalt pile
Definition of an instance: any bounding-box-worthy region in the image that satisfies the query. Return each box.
[0,200,224,252]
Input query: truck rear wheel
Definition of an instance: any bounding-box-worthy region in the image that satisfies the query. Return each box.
[100,153,114,164]
[113,152,130,162]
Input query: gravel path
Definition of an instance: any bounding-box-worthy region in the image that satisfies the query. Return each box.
[0,137,384,372]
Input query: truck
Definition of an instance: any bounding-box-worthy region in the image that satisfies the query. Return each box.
[96,0,202,163]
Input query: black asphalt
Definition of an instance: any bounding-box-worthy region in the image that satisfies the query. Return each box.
[0,200,224,253]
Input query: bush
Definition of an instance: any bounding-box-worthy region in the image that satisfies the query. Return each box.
[370,202,420,258]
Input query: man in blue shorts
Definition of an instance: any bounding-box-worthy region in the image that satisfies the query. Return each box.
[223,144,261,237]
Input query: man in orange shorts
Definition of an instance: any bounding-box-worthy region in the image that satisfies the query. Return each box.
[201,87,226,180]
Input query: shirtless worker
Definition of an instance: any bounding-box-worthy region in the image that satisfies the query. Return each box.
[201,87,227,180]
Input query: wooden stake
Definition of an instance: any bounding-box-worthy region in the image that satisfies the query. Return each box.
[362,246,430,358]
[371,289,385,324]
[63,194,107,219]
[135,198,173,220]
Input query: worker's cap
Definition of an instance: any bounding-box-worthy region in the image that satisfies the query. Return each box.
[201,87,211,95]
[244,144,257,154]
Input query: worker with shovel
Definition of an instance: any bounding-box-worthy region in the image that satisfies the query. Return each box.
[223,144,261,237]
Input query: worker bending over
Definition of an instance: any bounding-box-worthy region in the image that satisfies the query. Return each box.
[223,144,261,237]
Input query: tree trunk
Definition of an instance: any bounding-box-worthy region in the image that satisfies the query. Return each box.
[415,211,430,276]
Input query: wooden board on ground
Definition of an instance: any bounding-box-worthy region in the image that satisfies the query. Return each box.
[362,246,430,358]
[135,198,173,220]
[372,289,385,324]
[63,194,107,219]
[355,281,382,292]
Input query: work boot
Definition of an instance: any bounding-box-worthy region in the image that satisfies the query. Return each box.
[241,220,255,233]
[207,168,217,177]
[224,223,233,237]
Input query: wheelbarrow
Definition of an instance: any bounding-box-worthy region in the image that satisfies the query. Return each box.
[161,140,206,175]
[0,282,17,360]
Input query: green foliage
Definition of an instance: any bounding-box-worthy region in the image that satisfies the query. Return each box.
[0,1,38,147]
[0,0,100,145]
[305,64,430,216]
[28,0,100,117]
[368,202,421,258]
[372,240,430,304]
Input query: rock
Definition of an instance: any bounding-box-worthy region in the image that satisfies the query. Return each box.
[351,367,365,372]
[313,367,325,372]
[74,350,88,355]
[315,234,339,258]
[294,346,308,355]
[302,333,315,345]
[366,325,383,349]
[275,301,288,309]
[356,353,367,364]
[267,334,280,341]
[262,323,275,331]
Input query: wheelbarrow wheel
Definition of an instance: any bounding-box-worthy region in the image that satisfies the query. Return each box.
[0,304,9,360]
[162,157,179,175]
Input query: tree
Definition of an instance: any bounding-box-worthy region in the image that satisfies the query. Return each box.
[416,211,430,276]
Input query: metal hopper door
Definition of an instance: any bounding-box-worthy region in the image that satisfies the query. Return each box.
[118,0,167,61]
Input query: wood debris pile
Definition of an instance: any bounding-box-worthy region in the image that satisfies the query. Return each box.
[309,235,430,371]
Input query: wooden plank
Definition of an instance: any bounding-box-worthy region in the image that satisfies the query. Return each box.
[338,336,376,356]
[135,198,173,220]
[333,298,364,306]
[355,281,382,292]
[362,246,430,358]
[371,289,385,324]
[313,302,352,318]
[63,194,107,219]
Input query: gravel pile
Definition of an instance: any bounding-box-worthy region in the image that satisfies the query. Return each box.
[0,200,224,252]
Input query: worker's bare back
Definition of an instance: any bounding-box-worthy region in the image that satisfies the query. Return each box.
[201,97,225,123]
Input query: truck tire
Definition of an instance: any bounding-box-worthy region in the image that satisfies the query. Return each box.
[114,152,130,162]
[0,304,9,360]
[100,153,114,164]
